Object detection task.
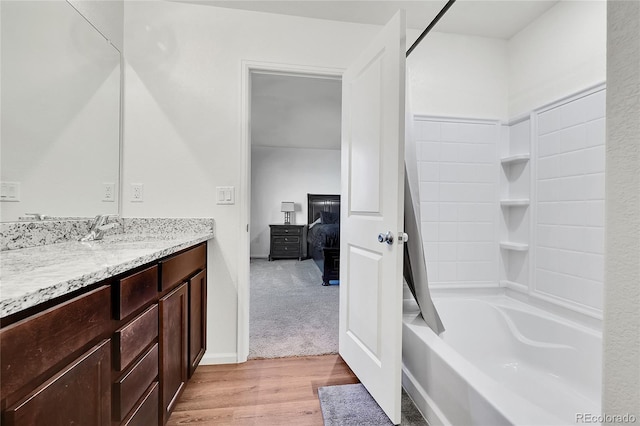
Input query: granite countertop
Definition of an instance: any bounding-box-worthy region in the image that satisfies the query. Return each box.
[0,232,213,318]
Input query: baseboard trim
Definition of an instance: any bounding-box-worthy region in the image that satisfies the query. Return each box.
[200,352,238,365]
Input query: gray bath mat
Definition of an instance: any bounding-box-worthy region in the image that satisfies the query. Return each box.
[318,383,428,425]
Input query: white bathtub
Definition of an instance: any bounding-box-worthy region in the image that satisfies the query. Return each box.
[402,294,602,425]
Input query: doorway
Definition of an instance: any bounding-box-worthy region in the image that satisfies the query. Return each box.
[238,62,344,362]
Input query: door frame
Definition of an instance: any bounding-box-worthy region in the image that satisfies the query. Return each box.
[238,60,344,362]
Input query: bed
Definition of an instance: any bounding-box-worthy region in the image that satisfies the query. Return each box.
[306,194,340,285]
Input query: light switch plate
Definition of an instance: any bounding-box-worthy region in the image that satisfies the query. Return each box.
[216,186,235,205]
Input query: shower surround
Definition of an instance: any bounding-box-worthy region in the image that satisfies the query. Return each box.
[404,85,606,425]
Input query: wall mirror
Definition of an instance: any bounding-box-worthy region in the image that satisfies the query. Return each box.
[1,0,121,222]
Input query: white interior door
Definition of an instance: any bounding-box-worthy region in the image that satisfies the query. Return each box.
[339,10,406,425]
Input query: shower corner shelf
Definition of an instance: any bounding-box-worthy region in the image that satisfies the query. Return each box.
[500,153,530,165]
[500,241,529,251]
[500,199,530,207]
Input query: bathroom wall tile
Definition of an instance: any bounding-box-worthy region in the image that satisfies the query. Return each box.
[457,242,495,261]
[582,146,606,173]
[440,183,494,203]
[438,203,458,222]
[440,163,495,183]
[582,227,605,255]
[534,89,605,312]
[414,118,498,287]
[582,89,606,122]
[419,182,439,201]
[556,101,586,132]
[420,202,439,222]
[510,119,530,154]
[582,201,605,227]
[582,173,606,200]
[536,246,559,272]
[421,222,439,242]
[458,222,494,242]
[419,142,440,161]
[441,122,497,144]
[419,162,439,182]
[585,118,606,147]
[438,262,457,282]
[458,203,495,222]
[417,120,441,141]
[439,243,457,261]
[439,142,460,162]
[537,109,560,136]
[439,222,458,242]
[457,262,495,281]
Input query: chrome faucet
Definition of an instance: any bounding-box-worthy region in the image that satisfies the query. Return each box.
[79,214,120,241]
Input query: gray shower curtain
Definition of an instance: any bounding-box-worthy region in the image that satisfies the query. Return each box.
[403,170,445,334]
[402,68,444,334]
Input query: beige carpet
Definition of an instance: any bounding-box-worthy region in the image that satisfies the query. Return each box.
[249,258,339,359]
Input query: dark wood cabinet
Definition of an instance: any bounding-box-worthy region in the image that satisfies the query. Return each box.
[159,283,188,424]
[269,224,306,260]
[0,242,207,426]
[121,382,159,426]
[3,339,111,426]
[188,269,207,378]
[0,286,111,411]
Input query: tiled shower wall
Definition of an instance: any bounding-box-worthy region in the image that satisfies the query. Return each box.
[414,87,606,316]
[415,118,499,287]
[534,88,606,312]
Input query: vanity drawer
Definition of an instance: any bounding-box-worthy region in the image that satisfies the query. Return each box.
[116,265,158,320]
[0,286,111,401]
[121,381,159,426]
[114,304,158,371]
[160,244,206,292]
[113,343,159,422]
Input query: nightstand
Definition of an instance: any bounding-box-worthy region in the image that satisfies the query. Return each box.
[269,224,306,261]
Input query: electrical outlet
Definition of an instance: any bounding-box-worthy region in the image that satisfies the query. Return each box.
[102,183,115,202]
[131,183,144,202]
[0,182,21,202]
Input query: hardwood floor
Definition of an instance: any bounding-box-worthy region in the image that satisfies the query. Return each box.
[167,355,359,425]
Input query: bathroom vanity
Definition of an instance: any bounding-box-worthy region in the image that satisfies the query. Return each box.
[0,231,211,425]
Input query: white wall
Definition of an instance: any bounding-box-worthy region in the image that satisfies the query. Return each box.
[508,0,607,118]
[407,32,509,120]
[603,0,640,417]
[250,146,341,257]
[122,1,380,361]
[414,117,500,288]
[534,88,606,314]
[68,0,124,52]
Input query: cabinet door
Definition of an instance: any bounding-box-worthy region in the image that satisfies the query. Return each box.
[188,269,207,377]
[3,339,111,426]
[159,283,188,424]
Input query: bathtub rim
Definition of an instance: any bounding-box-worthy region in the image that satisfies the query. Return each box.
[402,293,603,426]
[402,309,569,426]
[430,285,603,332]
